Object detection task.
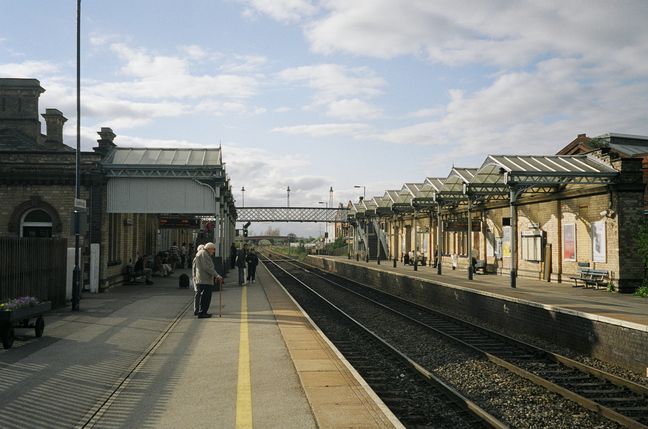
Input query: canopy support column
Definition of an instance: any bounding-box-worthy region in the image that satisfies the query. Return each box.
[413,210,418,271]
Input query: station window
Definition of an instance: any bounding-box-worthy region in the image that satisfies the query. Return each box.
[108,213,121,264]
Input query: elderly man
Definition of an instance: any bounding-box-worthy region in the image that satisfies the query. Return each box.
[193,242,223,318]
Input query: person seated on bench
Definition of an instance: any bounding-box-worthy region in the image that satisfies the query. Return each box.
[134,253,154,285]
[153,253,172,277]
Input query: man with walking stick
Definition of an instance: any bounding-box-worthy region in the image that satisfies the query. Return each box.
[193,242,222,319]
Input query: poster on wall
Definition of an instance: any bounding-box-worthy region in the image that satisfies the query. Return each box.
[592,221,606,263]
[563,223,576,261]
[502,226,511,257]
[486,231,495,257]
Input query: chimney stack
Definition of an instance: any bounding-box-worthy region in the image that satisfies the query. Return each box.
[41,108,67,145]
[93,127,117,157]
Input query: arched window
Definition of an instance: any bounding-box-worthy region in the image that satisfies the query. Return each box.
[21,209,53,238]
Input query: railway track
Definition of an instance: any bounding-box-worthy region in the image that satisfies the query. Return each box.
[264,253,648,429]
[263,256,507,428]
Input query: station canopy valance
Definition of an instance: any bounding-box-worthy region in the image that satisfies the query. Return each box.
[103,147,227,214]
[433,168,477,206]
[473,154,617,193]
[412,177,444,209]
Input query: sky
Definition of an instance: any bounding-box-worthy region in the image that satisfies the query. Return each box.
[2,1,648,236]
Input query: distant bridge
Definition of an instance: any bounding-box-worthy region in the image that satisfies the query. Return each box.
[236,207,348,223]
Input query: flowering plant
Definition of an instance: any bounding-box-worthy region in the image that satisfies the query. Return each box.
[0,296,40,311]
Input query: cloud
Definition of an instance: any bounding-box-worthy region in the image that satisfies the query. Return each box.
[240,0,317,23]
[278,63,384,120]
[0,60,59,78]
[326,98,382,120]
[272,122,369,137]
[303,1,648,71]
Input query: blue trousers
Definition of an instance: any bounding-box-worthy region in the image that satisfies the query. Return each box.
[238,267,245,285]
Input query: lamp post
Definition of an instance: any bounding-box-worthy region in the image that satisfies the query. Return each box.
[287,186,290,207]
[72,0,82,311]
[241,186,245,208]
[354,185,366,200]
[318,201,327,246]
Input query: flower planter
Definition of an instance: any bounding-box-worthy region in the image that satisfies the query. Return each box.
[0,302,51,349]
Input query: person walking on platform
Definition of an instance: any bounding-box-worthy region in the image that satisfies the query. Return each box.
[169,242,180,271]
[180,242,188,268]
[246,249,259,283]
[236,244,248,286]
[193,242,222,318]
[230,242,237,269]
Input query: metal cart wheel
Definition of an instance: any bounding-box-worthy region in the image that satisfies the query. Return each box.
[34,317,45,338]
[1,325,15,349]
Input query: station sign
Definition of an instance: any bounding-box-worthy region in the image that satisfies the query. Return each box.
[444,220,481,232]
[158,216,200,229]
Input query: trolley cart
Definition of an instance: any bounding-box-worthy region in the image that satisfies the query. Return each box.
[0,302,51,349]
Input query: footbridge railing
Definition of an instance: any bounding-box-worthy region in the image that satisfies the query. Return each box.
[236,207,348,223]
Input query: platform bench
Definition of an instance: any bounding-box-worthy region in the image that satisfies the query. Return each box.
[570,268,609,289]
[474,259,487,274]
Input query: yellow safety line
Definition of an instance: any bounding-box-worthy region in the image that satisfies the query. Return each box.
[236,285,253,428]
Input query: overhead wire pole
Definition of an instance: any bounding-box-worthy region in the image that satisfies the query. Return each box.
[72,0,81,311]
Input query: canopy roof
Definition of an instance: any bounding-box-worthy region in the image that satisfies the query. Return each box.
[103,147,224,179]
[474,154,617,188]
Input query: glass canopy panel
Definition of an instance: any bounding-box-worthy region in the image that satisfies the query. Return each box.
[155,150,176,165]
[188,150,206,165]
[139,149,162,164]
[171,150,192,165]
[203,150,222,166]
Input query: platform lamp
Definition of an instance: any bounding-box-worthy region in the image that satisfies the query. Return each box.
[72,0,82,311]
[287,186,290,207]
[241,186,245,208]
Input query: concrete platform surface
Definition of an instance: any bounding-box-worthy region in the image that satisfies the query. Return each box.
[0,265,399,428]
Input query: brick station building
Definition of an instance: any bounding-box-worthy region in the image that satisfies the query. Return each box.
[349,135,647,292]
[0,78,235,294]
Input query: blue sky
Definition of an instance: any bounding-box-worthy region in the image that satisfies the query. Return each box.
[2,1,648,236]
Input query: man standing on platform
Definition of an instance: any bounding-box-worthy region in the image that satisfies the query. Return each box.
[194,242,222,318]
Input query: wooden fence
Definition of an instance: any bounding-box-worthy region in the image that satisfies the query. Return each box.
[0,237,68,307]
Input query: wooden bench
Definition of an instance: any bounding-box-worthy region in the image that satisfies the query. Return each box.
[570,268,610,289]
[474,259,487,274]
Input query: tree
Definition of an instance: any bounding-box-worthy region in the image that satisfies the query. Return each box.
[264,227,281,236]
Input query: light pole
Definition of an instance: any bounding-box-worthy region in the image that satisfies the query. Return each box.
[318,201,327,246]
[72,0,82,311]
[241,186,245,208]
[354,185,366,200]
[287,186,290,207]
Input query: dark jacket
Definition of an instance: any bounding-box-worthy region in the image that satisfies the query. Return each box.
[236,249,247,268]
[246,252,258,268]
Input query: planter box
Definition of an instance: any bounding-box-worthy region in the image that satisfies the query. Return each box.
[0,302,51,323]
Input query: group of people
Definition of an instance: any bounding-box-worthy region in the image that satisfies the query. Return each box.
[230,242,259,286]
[131,240,257,319]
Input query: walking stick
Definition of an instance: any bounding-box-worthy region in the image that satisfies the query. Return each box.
[219,277,223,318]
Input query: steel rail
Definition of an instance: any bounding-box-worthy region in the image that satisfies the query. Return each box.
[277,257,648,429]
[263,256,508,429]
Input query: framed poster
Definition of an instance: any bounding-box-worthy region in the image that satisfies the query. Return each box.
[592,221,606,263]
[502,226,511,257]
[563,223,576,261]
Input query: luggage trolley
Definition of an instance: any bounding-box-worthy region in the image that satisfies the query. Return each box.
[0,302,51,349]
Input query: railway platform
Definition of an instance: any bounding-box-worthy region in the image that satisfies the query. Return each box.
[307,255,648,377]
[0,266,400,428]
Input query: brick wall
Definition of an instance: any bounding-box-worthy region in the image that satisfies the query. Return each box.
[307,256,648,376]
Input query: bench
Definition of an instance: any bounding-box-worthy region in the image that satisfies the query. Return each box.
[570,268,610,289]
[474,259,487,274]
[124,265,145,284]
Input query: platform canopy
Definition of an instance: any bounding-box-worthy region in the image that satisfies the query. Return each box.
[102,147,228,214]
[473,154,618,194]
